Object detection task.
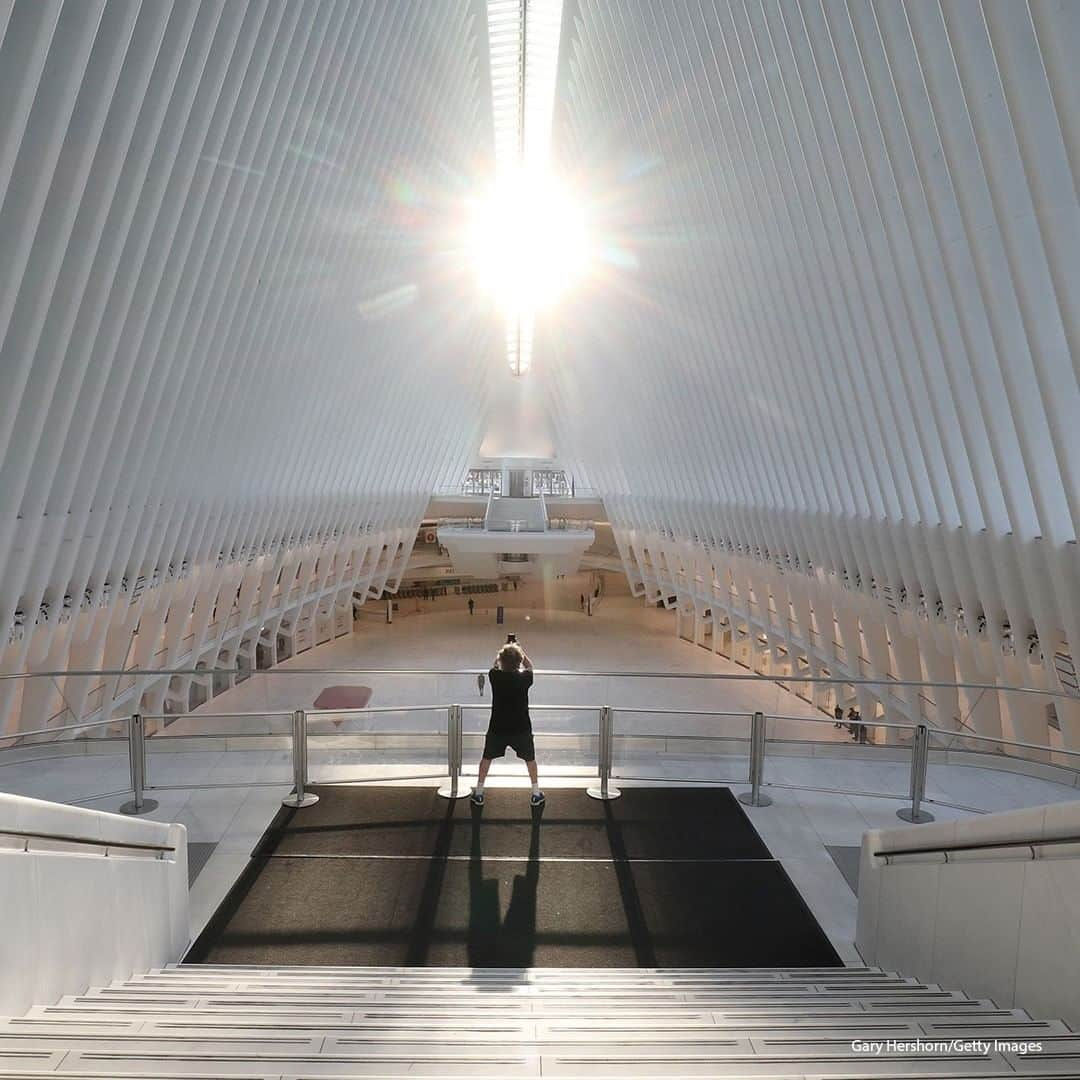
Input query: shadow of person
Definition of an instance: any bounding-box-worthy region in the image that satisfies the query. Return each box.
[500,803,543,968]
[467,801,544,976]
[467,801,501,968]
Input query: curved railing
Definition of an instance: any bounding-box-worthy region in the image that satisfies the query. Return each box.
[1,667,1076,820]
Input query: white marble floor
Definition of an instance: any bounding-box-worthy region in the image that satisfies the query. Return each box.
[3,596,1080,964]
[159,597,838,742]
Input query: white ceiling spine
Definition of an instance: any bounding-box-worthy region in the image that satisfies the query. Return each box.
[545,1,1079,739]
[0,0,498,732]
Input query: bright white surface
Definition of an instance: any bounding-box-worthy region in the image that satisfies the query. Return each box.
[548,0,1080,695]
[858,801,1080,1027]
[0,793,188,1016]
[8,964,1073,1074]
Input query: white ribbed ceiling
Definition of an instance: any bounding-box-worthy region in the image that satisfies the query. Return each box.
[542,0,1080,710]
[0,0,1078,735]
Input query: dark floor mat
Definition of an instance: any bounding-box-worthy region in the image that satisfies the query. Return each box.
[258,785,771,860]
[188,853,838,968]
[188,785,839,968]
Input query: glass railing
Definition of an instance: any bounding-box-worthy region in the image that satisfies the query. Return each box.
[1,667,1076,820]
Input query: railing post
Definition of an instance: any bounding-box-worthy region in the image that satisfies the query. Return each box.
[738,711,772,807]
[120,713,158,815]
[282,708,319,808]
[897,722,935,823]
[439,704,470,799]
[587,705,621,801]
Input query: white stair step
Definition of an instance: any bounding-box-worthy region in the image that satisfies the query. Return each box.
[59,1050,540,1076]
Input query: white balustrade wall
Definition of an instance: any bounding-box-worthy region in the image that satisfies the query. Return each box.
[0,793,189,1015]
[857,801,1080,1028]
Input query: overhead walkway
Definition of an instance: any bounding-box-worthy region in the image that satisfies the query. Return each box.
[2,964,1076,1076]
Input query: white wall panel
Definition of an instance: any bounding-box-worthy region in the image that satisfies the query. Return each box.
[0,0,500,733]
[545,0,1079,738]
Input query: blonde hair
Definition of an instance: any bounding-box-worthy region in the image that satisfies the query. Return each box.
[496,643,524,670]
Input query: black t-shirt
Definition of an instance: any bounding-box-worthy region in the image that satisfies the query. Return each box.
[488,667,533,729]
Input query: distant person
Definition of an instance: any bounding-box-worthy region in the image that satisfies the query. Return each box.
[472,639,544,807]
[833,704,844,729]
[847,707,860,740]
[580,593,585,611]
[468,598,475,616]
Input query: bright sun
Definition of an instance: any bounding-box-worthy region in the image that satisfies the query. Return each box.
[468,169,588,314]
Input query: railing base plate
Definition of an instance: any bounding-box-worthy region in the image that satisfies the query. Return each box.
[119,798,159,815]
[738,792,772,807]
[282,793,319,809]
[437,783,472,799]
[897,807,934,823]
[587,785,621,801]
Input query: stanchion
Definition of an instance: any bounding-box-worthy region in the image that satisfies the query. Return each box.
[587,705,621,801]
[120,713,158,814]
[897,722,935,823]
[282,708,319,808]
[738,711,772,807]
[438,704,471,798]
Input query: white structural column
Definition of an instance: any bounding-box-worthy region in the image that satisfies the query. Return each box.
[0,1,500,735]
[545,1,1080,744]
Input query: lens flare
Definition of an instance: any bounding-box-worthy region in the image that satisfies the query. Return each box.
[468,169,589,314]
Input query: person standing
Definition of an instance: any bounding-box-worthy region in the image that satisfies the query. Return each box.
[847,706,861,740]
[833,704,844,729]
[580,593,585,611]
[468,597,475,616]
[472,640,544,807]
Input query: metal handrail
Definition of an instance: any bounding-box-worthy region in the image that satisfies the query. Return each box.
[307,704,448,717]
[771,712,919,733]
[879,835,1080,861]
[460,702,600,712]
[925,726,1080,759]
[0,665,1074,701]
[0,827,174,854]
[141,709,293,721]
[0,715,128,740]
[3,703,1074,768]
[0,667,236,680]
[607,706,750,718]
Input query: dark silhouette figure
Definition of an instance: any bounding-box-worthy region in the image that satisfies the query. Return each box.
[468,802,543,968]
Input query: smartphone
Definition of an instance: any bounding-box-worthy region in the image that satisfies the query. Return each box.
[506,633,517,643]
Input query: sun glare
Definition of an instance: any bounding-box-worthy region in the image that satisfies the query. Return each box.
[469,169,588,315]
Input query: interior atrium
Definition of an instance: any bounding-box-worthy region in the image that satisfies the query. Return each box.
[0,1,1078,1076]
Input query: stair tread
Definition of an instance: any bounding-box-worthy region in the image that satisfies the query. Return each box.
[3,966,1067,1078]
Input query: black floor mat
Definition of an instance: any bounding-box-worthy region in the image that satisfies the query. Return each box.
[255,785,771,860]
[187,786,840,968]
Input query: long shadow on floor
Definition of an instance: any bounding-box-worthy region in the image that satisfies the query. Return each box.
[468,801,543,968]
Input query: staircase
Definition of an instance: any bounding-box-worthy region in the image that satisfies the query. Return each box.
[1,965,1077,1077]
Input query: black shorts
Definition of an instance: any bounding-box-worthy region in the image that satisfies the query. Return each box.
[483,727,535,762]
